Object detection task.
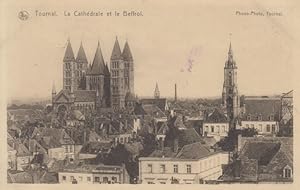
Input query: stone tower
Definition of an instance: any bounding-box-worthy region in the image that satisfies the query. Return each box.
[86,41,106,107]
[154,83,160,99]
[76,42,89,90]
[222,42,240,125]
[63,39,76,91]
[110,37,134,109]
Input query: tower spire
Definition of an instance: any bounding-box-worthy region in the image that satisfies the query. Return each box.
[63,38,75,62]
[111,36,122,60]
[154,82,160,99]
[76,41,88,63]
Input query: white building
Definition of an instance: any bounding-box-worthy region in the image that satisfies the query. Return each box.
[203,109,229,142]
[239,96,281,135]
[139,142,229,184]
[58,164,130,184]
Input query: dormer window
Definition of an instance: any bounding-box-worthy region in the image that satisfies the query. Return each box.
[269,115,274,121]
[247,115,251,121]
[283,165,292,178]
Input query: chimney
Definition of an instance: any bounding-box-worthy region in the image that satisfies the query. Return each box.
[173,138,179,153]
[83,130,87,144]
[159,137,164,151]
[175,83,177,102]
[237,134,242,152]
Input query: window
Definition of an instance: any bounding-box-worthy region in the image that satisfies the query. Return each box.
[247,115,251,121]
[284,168,292,178]
[173,164,178,173]
[187,165,191,174]
[269,115,274,121]
[246,124,249,128]
[65,146,68,153]
[216,126,220,133]
[112,177,117,183]
[147,164,153,173]
[70,176,74,182]
[211,126,214,133]
[266,125,271,132]
[272,124,276,132]
[160,164,166,173]
[69,145,73,152]
[222,126,225,132]
[79,176,83,181]
[259,124,263,132]
[62,176,66,181]
[148,181,155,184]
[251,124,254,128]
[87,177,91,181]
[205,126,209,132]
[103,177,108,183]
[95,177,100,182]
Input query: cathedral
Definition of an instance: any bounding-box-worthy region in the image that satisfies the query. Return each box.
[52,37,135,113]
[222,42,240,127]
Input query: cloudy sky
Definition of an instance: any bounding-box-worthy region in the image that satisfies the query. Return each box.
[3,0,295,101]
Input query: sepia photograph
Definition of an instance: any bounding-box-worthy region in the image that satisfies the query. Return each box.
[1,0,297,187]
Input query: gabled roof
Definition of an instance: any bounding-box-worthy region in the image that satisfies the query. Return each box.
[76,42,88,63]
[241,97,281,121]
[111,37,122,60]
[142,104,166,118]
[80,141,112,154]
[63,39,75,62]
[89,42,105,75]
[74,90,96,102]
[140,98,168,111]
[205,108,228,123]
[122,41,133,61]
[176,142,213,159]
[104,63,110,76]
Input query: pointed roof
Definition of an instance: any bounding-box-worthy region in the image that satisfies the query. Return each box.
[122,41,133,61]
[76,42,88,63]
[63,39,75,62]
[154,82,160,98]
[111,37,122,60]
[104,63,110,76]
[226,41,236,67]
[89,41,105,75]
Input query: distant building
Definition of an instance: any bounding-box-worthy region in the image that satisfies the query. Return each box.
[220,136,293,183]
[203,109,229,142]
[139,142,229,184]
[52,37,135,111]
[280,90,293,125]
[58,164,130,184]
[221,42,240,126]
[154,83,160,99]
[238,96,281,136]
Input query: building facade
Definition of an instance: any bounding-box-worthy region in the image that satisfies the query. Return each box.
[139,142,229,184]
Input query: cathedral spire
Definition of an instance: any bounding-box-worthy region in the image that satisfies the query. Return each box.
[63,38,75,62]
[154,82,160,99]
[90,41,105,75]
[76,41,88,63]
[122,40,133,61]
[111,36,122,60]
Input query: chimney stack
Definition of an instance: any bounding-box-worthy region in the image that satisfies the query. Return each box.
[173,138,179,153]
[175,83,177,102]
[159,137,164,151]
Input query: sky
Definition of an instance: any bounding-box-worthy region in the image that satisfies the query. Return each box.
[3,0,295,101]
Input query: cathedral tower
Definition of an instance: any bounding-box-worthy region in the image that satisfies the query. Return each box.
[222,42,240,125]
[63,39,77,91]
[76,42,88,90]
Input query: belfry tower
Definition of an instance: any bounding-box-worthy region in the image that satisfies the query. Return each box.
[154,83,160,99]
[222,42,240,125]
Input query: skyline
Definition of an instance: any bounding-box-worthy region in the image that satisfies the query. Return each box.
[4,0,294,101]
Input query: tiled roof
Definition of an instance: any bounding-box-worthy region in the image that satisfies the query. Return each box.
[205,108,228,123]
[122,41,133,61]
[241,97,281,121]
[149,147,177,158]
[140,98,168,111]
[142,104,166,118]
[74,90,96,102]
[63,40,75,62]
[76,42,88,63]
[7,171,33,183]
[177,128,204,147]
[80,141,112,154]
[111,37,122,60]
[176,142,214,159]
[89,42,106,75]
